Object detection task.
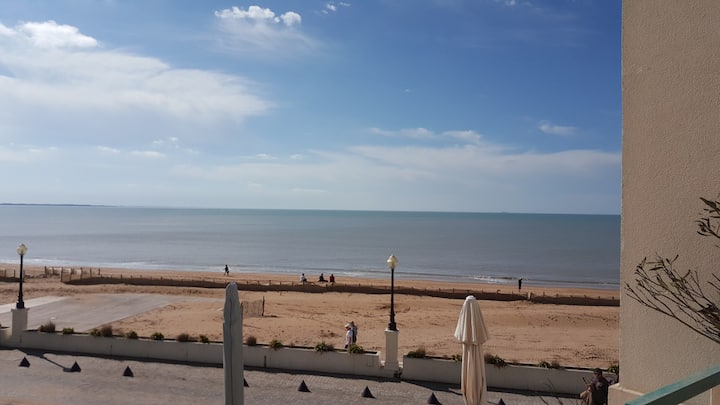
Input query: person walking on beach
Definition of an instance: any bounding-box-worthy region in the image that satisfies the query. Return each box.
[224,265,229,276]
[344,323,353,349]
[518,278,523,291]
[350,321,358,344]
[300,273,307,284]
[329,273,335,284]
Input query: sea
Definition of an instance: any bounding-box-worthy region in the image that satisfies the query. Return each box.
[0,205,620,290]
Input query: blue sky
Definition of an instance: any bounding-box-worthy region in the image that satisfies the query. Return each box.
[0,0,621,214]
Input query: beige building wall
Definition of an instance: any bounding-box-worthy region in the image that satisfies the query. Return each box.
[613,1,720,404]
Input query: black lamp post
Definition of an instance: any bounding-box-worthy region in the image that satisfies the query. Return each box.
[386,254,398,331]
[16,243,27,309]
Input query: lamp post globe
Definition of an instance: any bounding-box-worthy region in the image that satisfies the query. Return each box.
[16,243,28,309]
[386,254,398,331]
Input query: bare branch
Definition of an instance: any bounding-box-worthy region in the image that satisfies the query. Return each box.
[625,196,720,345]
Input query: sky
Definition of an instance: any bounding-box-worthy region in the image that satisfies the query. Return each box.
[0,0,621,214]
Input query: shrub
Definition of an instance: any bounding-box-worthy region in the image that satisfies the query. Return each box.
[176,333,197,342]
[38,321,56,333]
[125,330,139,339]
[484,353,507,368]
[150,332,164,341]
[269,339,283,350]
[199,334,210,343]
[608,363,620,375]
[551,360,562,369]
[100,324,113,337]
[61,327,74,335]
[245,335,257,346]
[347,344,365,354]
[537,360,551,368]
[90,328,101,337]
[451,354,462,362]
[406,347,427,358]
[314,341,334,352]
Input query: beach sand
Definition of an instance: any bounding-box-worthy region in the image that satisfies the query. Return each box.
[0,266,619,369]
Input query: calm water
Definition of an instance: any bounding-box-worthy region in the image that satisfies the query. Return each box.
[0,205,620,289]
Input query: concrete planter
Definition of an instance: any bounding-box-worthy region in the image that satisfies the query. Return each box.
[244,345,383,377]
[401,356,616,396]
[402,356,461,384]
[0,327,11,343]
[9,331,387,377]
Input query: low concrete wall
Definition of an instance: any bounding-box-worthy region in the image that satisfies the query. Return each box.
[401,356,617,396]
[7,331,389,377]
[1,331,614,394]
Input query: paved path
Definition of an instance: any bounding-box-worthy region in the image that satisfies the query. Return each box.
[0,349,575,404]
[0,294,218,332]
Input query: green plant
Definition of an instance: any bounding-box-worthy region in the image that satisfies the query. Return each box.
[406,347,427,358]
[269,339,283,349]
[38,321,56,333]
[608,363,620,375]
[484,353,507,367]
[626,196,720,344]
[176,333,197,342]
[347,344,365,354]
[450,353,462,362]
[245,335,257,346]
[199,334,210,343]
[125,330,139,339]
[150,332,164,341]
[314,341,334,352]
[537,360,551,368]
[100,324,113,337]
[90,328,101,337]
[62,327,74,335]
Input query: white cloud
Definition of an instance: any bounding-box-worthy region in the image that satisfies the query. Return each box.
[215,6,301,27]
[0,20,273,146]
[131,150,165,158]
[370,127,437,140]
[214,6,316,55]
[17,20,98,48]
[538,120,577,136]
[370,127,484,144]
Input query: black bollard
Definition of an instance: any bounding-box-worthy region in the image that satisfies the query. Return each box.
[123,366,134,377]
[361,386,375,398]
[19,357,30,367]
[298,380,310,392]
[244,377,249,387]
[427,392,441,404]
[498,399,506,405]
[70,361,81,372]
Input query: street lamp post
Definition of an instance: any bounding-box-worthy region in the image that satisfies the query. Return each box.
[16,243,27,309]
[386,254,398,331]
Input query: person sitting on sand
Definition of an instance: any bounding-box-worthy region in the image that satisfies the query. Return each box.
[329,273,335,284]
[318,273,326,282]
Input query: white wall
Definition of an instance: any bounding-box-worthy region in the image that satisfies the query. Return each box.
[616,1,720,403]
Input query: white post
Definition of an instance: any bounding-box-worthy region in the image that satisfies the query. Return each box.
[384,328,399,371]
[10,307,28,344]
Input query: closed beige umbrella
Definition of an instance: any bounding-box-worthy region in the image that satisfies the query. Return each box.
[223,282,244,405]
[454,295,490,405]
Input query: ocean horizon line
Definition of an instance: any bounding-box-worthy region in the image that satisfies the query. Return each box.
[0,202,620,217]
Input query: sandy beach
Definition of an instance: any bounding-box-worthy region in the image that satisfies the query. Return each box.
[0,266,618,369]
